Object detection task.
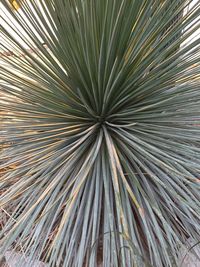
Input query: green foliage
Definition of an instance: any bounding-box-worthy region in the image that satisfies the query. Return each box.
[0,1,200,266]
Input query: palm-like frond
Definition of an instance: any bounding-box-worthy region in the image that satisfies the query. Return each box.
[0,0,200,266]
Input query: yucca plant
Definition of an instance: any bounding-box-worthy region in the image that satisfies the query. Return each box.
[0,0,200,266]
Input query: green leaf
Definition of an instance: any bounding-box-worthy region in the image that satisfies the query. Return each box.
[1,1,200,266]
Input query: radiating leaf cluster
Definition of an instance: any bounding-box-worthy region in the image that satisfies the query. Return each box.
[0,0,200,266]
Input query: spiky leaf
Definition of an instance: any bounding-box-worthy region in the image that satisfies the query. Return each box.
[0,1,200,266]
